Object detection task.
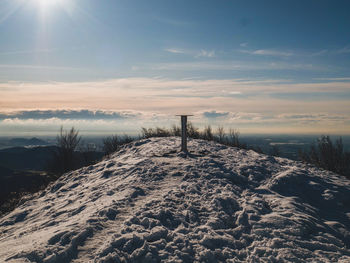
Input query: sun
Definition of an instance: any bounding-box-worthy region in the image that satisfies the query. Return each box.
[34,0,66,13]
[37,0,60,8]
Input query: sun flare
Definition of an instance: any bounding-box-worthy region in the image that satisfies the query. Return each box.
[37,0,60,7]
[34,0,66,13]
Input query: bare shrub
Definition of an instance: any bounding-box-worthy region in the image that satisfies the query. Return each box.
[139,124,253,152]
[141,127,173,138]
[171,125,181,136]
[187,122,200,139]
[216,126,226,143]
[80,142,99,166]
[299,135,350,178]
[202,125,213,141]
[50,126,81,174]
[141,128,154,138]
[155,127,171,137]
[228,128,240,147]
[103,135,119,156]
[103,134,133,156]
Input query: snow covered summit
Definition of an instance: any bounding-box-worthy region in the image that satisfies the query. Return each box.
[0,137,350,262]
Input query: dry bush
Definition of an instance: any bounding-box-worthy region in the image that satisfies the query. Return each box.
[103,134,133,156]
[202,125,213,141]
[187,122,200,138]
[299,135,350,178]
[216,126,226,143]
[49,126,81,174]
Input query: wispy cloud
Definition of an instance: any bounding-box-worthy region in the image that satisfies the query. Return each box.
[195,49,215,58]
[164,48,215,58]
[310,49,329,57]
[145,60,326,72]
[313,77,350,81]
[196,111,350,133]
[0,109,140,120]
[1,109,349,135]
[335,46,350,54]
[310,46,350,56]
[239,46,350,58]
[0,48,58,56]
[164,48,186,54]
[240,49,294,57]
[0,64,83,71]
[203,110,229,119]
[1,77,349,120]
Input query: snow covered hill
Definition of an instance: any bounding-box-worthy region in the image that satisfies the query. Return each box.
[0,137,350,262]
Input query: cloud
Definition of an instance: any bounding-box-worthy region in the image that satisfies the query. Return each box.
[276,113,348,122]
[313,77,350,81]
[309,46,350,56]
[0,48,58,56]
[240,49,293,57]
[1,109,349,135]
[198,111,350,126]
[0,64,82,71]
[144,60,325,72]
[164,48,186,54]
[0,77,349,135]
[310,49,329,56]
[238,46,350,58]
[335,46,350,54]
[0,110,141,120]
[195,50,215,58]
[164,48,215,58]
[1,77,349,113]
[203,111,229,118]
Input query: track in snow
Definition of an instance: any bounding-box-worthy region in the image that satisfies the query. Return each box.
[0,137,350,262]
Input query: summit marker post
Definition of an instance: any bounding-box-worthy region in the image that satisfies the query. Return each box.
[176,115,193,152]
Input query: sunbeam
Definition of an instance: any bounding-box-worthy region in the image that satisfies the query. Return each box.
[0,0,24,25]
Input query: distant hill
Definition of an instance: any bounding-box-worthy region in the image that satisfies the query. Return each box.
[0,146,58,171]
[0,145,104,171]
[8,137,49,147]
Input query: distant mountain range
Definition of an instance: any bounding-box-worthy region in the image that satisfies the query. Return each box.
[0,146,58,171]
[0,145,104,171]
[0,137,50,150]
[8,137,49,146]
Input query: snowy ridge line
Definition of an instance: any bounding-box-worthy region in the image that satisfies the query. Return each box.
[0,137,350,262]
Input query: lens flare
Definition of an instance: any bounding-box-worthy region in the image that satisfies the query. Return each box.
[35,0,67,14]
[38,0,59,8]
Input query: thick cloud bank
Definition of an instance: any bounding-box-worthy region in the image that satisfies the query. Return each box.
[0,138,349,262]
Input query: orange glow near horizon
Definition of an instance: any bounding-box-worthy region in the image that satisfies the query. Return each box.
[0,78,350,135]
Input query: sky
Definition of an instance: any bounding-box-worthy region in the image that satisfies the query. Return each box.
[0,0,350,136]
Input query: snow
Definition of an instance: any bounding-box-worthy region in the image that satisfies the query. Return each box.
[0,137,349,262]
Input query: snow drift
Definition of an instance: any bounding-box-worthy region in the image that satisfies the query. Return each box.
[0,137,350,262]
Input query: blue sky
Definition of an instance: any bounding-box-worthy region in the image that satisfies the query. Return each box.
[0,0,350,135]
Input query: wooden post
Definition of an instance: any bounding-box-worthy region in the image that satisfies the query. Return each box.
[176,114,193,152]
[181,115,188,152]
